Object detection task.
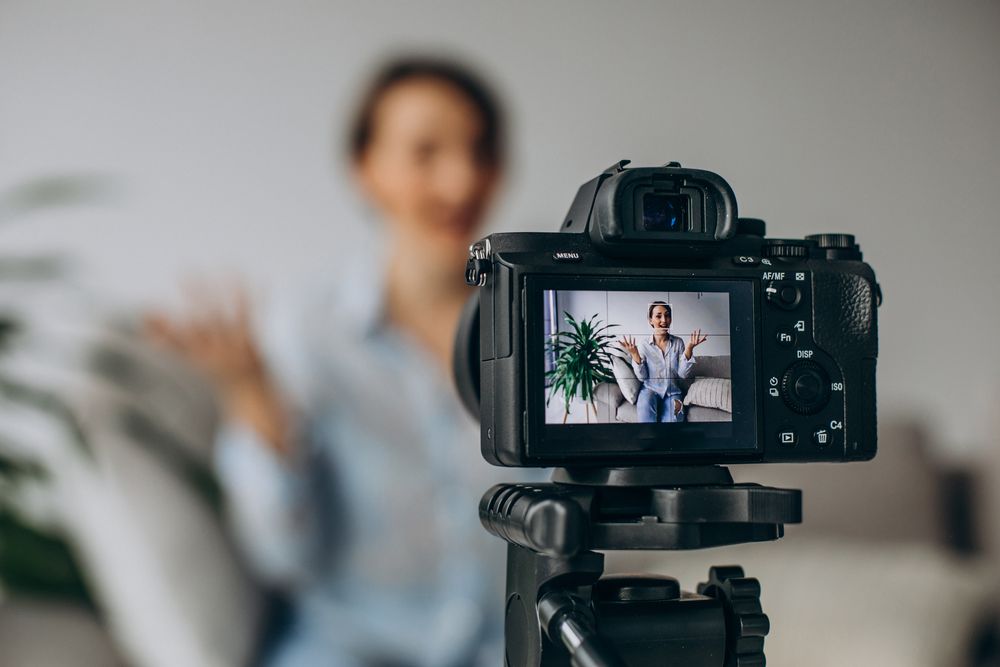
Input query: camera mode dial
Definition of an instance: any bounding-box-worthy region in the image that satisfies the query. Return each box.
[806,233,862,260]
[780,361,831,415]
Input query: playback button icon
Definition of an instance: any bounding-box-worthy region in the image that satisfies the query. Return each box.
[777,429,798,447]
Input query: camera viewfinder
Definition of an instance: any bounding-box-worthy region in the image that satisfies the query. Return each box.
[642,193,688,232]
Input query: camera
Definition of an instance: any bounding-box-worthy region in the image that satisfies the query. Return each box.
[453,160,881,666]
[454,160,879,467]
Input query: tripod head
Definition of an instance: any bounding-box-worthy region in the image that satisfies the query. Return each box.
[480,466,801,666]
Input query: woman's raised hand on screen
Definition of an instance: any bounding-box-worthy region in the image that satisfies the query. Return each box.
[618,335,643,364]
[144,283,293,455]
[684,328,709,359]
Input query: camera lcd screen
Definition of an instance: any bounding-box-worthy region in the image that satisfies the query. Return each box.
[529,278,758,457]
[544,289,732,425]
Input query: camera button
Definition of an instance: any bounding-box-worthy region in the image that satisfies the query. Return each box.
[552,251,583,263]
[732,255,760,266]
[794,372,823,402]
[780,361,831,414]
[777,429,798,447]
[765,282,802,310]
[775,329,796,347]
[779,285,801,306]
[812,428,840,448]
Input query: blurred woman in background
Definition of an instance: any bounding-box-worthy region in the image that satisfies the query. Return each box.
[147,57,508,667]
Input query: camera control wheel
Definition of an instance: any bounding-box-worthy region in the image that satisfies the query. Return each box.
[763,239,809,258]
[780,361,831,414]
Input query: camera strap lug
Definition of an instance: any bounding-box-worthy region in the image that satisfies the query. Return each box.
[465,238,492,287]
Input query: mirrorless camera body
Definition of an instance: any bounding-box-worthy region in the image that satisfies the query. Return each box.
[455,160,879,468]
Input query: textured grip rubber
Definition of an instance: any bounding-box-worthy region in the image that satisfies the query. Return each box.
[479,483,587,556]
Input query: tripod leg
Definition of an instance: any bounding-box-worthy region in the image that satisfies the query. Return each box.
[502,544,604,667]
[538,590,626,667]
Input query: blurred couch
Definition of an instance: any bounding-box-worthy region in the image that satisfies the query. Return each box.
[0,275,265,667]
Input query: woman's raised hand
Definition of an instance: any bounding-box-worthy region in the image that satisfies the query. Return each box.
[144,283,292,455]
[618,335,642,364]
[684,328,709,359]
[144,284,262,388]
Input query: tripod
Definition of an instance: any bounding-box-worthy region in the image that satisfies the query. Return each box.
[480,466,801,667]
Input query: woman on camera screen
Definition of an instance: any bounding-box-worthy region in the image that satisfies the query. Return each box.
[147,57,511,667]
[619,301,708,423]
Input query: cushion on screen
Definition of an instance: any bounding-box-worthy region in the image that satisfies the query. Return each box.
[683,377,732,413]
[606,346,641,404]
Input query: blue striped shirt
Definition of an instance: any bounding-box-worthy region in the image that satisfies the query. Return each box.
[631,334,697,398]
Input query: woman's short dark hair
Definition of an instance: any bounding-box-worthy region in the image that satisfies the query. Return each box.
[648,301,672,320]
[347,56,505,166]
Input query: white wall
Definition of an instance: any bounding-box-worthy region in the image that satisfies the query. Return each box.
[1,0,998,455]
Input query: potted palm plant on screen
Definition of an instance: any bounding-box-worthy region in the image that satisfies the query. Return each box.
[545,312,616,424]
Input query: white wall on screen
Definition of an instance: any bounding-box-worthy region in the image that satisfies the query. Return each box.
[552,290,730,357]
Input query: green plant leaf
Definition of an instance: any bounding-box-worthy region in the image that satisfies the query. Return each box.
[545,311,618,419]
